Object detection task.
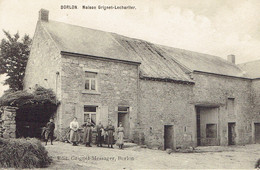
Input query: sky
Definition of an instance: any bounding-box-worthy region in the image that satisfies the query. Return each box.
[0,0,260,96]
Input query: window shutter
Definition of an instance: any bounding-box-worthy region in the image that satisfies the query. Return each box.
[100,106,109,127]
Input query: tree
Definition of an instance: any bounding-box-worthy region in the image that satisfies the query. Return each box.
[0,30,32,91]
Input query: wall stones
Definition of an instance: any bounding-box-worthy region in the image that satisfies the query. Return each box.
[0,106,17,139]
[60,55,139,140]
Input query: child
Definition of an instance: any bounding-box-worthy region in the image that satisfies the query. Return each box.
[45,118,55,145]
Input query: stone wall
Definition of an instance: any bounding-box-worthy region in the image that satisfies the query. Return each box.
[138,71,257,149]
[192,72,253,145]
[0,106,17,138]
[23,21,62,134]
[138,79,195,149]
[251,79,260,143]
[59,54,139,140]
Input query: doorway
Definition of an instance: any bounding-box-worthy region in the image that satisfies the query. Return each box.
[228,122,236,145]
[196,106,219,146]
[164,125,174,150]
[196,107,201,146]
[16,104,56,138]
[118,107,130,139]
[255,123,260,144]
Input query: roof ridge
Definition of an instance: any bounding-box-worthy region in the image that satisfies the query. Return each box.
[47,20,242,68]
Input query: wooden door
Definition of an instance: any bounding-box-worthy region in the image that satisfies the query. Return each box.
[255,123,260,144]
[228,123,236,145]
[164,125,174,150]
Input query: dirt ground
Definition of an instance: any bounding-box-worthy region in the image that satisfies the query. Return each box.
[44,142,260,169]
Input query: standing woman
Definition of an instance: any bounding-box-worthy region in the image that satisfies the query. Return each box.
[117,122,124,149]
[70,117,79,146]
[106,120,115,148]
[82,118,94,147]
[96,122,104,147]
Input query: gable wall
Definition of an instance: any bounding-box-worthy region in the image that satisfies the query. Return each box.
[23,21,62,98]
[23,21,62,133]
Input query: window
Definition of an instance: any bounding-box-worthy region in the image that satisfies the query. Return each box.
[227,98,235,115]
[84,106,97,125]
[117,106,129,127]
[206,124,217,138]
[85,71,97,91]
[118,106,129,113]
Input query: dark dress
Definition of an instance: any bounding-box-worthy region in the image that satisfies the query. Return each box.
[106,125,115,145]
[45,122,55,141]
[96,124,104,146]
[83,122,93,145]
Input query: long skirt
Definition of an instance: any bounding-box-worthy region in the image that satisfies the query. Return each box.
[96,132,104,145]
[83,127,92,144]
[70,130,79,142]
[117,131,124,145]
[107,130,114,145]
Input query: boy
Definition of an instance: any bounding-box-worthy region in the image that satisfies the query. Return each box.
[45,118,55,145]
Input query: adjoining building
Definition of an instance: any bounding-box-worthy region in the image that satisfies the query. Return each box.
[24,9,260,149]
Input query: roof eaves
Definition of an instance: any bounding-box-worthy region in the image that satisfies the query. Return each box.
[193,70,252,80]
[60,51,141,65]
[140,75,195,85]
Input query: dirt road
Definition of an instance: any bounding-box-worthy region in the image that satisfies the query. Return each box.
[45,142,260,169]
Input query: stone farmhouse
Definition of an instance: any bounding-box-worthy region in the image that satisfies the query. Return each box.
[23,9,260,149]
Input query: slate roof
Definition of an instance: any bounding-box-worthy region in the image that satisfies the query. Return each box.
[238,60,260,79]
[40,20,249,82]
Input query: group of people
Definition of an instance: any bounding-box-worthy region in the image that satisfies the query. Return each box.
[69,117,125,149]
[43,117,125,149]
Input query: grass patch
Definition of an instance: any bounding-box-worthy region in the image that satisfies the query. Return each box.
[0,137,52,168]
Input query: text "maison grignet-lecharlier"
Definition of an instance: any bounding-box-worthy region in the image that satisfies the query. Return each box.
[60,5,136,10]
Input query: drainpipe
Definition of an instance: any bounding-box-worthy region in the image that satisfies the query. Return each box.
[56,71,60,105]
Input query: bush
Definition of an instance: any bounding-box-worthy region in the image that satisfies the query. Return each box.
[256,158,260,169]
[0,86,58,107]
[0,138,52,168]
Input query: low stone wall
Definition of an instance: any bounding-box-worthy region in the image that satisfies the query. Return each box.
[0,106,17,138]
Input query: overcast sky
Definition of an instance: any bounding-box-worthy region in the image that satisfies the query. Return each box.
[0,0,260,95]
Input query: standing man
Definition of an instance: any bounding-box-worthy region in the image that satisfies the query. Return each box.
[96,122,104,147]
[45,118,55,146]
[106,120,115,148]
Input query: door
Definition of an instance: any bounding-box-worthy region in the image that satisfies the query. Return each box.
[228,123,236,145]
[164,125,174,150]
[255,123,260,144]
[196,107,201,146]
[118,112,130,138]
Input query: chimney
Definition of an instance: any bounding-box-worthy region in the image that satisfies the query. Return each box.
[227,54,235,64]
[39,9,49,22]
